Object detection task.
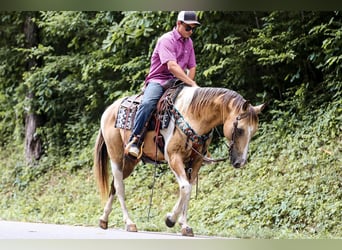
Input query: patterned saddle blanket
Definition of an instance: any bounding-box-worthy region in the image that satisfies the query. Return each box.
[115,82,184,131]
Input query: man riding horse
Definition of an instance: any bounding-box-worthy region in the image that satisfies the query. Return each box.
[126,11,201,158]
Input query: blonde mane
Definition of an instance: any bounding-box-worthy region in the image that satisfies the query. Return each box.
[188,87,258,123]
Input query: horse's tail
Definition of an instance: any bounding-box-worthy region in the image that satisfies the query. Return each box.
[93,128,109,201]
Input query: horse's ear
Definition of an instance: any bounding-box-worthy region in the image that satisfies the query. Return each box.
[253,103,266,114]
[242,100,250,111]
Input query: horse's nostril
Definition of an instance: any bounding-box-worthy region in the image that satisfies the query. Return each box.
[233,162,241,168]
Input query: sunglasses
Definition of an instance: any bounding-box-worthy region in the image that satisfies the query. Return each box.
[181,22,197,32]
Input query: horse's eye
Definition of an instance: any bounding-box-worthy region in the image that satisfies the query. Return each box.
[237,128,244,136]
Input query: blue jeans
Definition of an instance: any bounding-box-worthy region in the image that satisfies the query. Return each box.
[130,82,165,143]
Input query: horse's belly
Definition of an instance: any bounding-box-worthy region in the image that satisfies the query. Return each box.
[142,131,165,161]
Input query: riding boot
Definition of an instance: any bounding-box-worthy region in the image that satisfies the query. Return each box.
[125,113,152,158]
[126,136,142,158]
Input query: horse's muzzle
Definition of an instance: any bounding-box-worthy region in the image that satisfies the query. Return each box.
[232,159,246,168]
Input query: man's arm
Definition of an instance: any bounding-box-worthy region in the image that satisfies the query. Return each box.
[187,66,196,80]
[167,61,198,87]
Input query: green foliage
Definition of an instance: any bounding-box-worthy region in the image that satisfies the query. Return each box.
[0,12,27,145]
[197,12,262,98]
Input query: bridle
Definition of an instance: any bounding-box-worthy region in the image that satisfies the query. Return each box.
[188,112,250,165]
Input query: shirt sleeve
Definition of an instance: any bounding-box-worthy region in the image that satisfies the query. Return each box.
[157,36,177,65]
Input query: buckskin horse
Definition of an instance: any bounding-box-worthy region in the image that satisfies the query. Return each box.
[93,85,265,236]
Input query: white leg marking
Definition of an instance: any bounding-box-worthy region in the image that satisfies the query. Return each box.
[168,176,192,228]
[111,160,134,226]
[100,194,115,222]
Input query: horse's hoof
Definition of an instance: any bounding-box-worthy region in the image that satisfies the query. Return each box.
[165,216,176,228]
[181,227,194,237]
[125,223,138,232]
[99,219,108,230]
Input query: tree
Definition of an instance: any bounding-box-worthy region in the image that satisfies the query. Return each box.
[23,12,43,163]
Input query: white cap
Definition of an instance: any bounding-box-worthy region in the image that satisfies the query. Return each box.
[177,11,200,25]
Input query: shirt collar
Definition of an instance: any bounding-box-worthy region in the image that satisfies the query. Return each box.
[172,27,186,42]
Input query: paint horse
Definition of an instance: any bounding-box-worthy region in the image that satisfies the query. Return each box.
[94,85,265,236]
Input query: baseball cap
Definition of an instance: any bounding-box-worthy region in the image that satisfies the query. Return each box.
[177,11,201,25]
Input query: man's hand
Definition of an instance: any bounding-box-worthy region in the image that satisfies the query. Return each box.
[167,61,198,87]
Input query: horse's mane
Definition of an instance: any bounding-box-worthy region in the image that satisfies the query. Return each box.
[189,87,258,123]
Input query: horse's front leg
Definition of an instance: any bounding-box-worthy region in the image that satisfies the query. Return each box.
[166,155,194,236]
[174,177,194,236]
[111,161,137,232]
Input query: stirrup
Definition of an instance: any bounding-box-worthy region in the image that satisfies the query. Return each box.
[125,137,144,159]
[128,144,140,158]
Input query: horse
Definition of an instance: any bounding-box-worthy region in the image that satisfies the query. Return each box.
[93,85,265,236]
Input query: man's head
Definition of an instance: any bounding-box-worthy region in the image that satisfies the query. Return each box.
[176,11,200,38]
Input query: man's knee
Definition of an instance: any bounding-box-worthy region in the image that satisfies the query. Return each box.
[140,100,157,112]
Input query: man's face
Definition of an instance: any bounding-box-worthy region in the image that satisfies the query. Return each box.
[177,21,197,38]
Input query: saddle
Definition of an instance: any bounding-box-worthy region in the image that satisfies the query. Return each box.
[115,80,184,132]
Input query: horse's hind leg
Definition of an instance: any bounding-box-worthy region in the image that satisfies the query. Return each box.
[99,179,115,229]
[112,158,138,232]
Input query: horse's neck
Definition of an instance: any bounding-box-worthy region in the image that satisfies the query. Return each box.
[175,88,223,135]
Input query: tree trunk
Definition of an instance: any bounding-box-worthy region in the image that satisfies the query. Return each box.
[24,14,43,164]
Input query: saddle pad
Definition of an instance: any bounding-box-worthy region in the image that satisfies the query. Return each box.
[114,97,172,131]
[114,84,184,131]
[115,94,141,130]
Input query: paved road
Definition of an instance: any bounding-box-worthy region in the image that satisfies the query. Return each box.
[0,220,217,239]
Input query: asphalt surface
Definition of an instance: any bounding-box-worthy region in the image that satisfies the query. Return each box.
[0,220,216,239]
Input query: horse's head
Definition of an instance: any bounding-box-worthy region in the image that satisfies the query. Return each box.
[223,101,265,168]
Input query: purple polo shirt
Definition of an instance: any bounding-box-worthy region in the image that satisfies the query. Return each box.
[145,28,196,86]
